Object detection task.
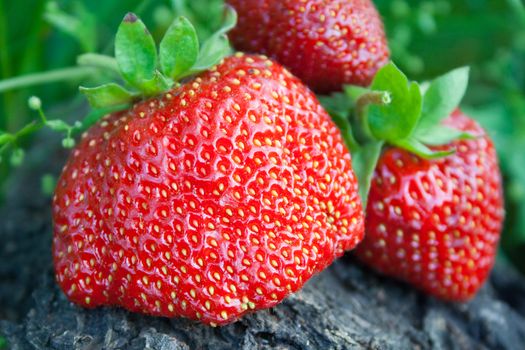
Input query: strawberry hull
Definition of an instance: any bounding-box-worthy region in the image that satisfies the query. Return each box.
[52,54,365,325]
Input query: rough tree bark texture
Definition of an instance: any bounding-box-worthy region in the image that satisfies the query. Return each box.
[1,132,525,350]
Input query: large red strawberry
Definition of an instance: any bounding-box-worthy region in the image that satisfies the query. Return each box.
[355,110,504,300]
[52,12,364,326]
[326,63,504,301]
[228,0,390,93]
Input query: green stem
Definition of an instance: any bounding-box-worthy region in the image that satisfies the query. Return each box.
[36,109,47,124]
[0,66,98,93]
[0,0,12,131]
[353,91,391,143]
[77,53,119,73]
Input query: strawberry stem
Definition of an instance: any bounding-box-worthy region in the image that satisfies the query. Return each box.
[353,91,391,143]
[355,91,392,122]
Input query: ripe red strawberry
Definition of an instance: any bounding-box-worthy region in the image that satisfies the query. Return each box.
[355,110,504,301]
[228,0,390,93]
[52,52,365,325]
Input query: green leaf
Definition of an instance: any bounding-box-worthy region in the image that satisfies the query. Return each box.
[418,66,470,131]
[80,83,135,108]
[393,138,454,159]
[44,1,97,52]
[415,125,477,146]
[160,16,199,80]
[0,132,14,146]
[45,119,71,132]
[351,142,384,208]
[190,5,237,73]
[368,63,423,142]
[115,13,158,90]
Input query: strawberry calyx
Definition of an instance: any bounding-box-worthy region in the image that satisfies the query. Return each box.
[78,6,237,109]
[321,63,476,207]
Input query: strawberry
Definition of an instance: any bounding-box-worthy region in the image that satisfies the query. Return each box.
[324,63,504,301]
[355,110,504,301]
[228,0,390,94]
[52,12,364,326]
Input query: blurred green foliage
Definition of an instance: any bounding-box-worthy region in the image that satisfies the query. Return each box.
[0,0,525,272]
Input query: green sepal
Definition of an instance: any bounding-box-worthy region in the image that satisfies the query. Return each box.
[368,62,423,142]
[418,67,470,132]
[415,125,477,146]
[351,141,384,208]
[318,93,353,119]
[139,71,173,96]
[115,13,158,90]
[160,16,199,80]
[393,138,454,159]
[211,5,237,39]
[80,83,136,108]
[189,5,237,74]
[329,110,359,151]
[343,85,371,100]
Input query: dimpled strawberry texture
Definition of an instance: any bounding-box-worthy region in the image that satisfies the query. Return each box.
[52,54,364,325]
[356,110,504,301]
[228,0,390,93]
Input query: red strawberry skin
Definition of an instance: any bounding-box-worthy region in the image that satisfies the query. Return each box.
[355,110,504,301]
[228,0,390,93]
[52,54,364,325]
